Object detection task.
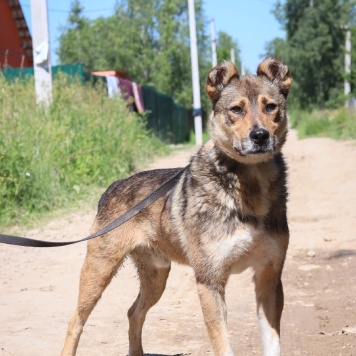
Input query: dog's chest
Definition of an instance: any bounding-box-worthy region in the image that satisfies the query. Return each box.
[194,175,276,268]
[201,224,263,270]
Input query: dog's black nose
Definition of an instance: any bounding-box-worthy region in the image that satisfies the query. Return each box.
[250,128,270,145]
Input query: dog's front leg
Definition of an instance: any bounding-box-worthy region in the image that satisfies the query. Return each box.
[254,264,284,356]
[197,282,234,356]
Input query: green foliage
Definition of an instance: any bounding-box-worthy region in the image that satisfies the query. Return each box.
[0,75,167,225]
[289,108,356,139]
[265,0,356,109]
[68,0,87,29]
[56,0,91,68]
[188,129,210,145]
[57,0,242,114]
[263,37,289,63]
[216,31,241,72]
[351,26,356,95]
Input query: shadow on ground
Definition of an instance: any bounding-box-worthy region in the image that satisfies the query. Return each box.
[326,249,356,259]
[144,354,191,356]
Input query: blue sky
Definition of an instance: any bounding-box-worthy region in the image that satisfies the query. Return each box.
[19,0,285,72]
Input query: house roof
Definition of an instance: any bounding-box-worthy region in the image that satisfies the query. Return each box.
[91,69,131,80]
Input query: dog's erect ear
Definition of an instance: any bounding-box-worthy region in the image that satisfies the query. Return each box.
[206,61,239,101]
[257,57,292,96]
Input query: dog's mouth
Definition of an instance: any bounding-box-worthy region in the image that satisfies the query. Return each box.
[233,146,274,156]
[233,147,246,156]
[233,137,278,157]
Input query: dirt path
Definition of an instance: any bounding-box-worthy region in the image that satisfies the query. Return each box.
[1,130,356,356]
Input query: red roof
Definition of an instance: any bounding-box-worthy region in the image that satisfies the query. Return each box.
[91,69,131,80]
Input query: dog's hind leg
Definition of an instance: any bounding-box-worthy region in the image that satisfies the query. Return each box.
[127,247,171,356]
[61,226,134,356]
[253,263,284,356]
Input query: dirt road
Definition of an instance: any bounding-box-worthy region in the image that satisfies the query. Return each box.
[1,130,355,355]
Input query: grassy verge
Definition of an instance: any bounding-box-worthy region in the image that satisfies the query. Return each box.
[187,130,210,146]
[290,108,356,140]
[0,74,168,226]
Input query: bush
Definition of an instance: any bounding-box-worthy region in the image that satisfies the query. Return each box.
[0,74,167,225]
[289,108,356,140]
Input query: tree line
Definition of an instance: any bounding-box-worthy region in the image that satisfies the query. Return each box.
[58,0,355,112]
[264,0,356,109]
[57,0,241,112]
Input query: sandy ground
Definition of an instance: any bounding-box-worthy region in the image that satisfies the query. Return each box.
[1,130,356,356]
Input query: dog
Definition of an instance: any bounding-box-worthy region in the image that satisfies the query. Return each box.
[61,56,292,356]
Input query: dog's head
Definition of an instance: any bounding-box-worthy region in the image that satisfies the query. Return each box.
[206,57,292,164]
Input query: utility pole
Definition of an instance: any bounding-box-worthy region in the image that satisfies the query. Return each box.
[187,0,203,146]
[210,19,217,67]
[230,48,235,64]
[31,0,52,107]
[241,61,246,76]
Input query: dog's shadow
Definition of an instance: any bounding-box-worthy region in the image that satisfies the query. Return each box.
[144,354,191,356]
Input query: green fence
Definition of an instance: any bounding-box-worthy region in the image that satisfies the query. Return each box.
[142,85,190,144]
[1,64,190,144]
[1,63,85,82]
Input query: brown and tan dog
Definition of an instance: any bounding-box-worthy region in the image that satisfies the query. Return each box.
[61,57,292,356]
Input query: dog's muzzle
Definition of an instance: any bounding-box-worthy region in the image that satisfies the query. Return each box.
[234,129,276,156]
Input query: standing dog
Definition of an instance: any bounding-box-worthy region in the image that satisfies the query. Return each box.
[61,57,292,356]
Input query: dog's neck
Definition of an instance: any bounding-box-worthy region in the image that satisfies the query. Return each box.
[195,140,280,179]
[189,141,285,220]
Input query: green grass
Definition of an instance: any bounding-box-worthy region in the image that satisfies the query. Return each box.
[187,129,210,145]
[0,74,168,226]
[290,108,356,140]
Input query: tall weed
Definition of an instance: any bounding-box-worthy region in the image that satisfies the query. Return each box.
[0,75,167,225]
[289,108,356,140]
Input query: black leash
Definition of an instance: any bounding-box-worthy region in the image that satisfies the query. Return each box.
[0,167,186,248]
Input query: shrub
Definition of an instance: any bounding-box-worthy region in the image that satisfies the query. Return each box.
[0,75,167,225]
[289,108,356,140]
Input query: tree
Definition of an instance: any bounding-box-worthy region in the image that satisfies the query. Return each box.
[263,37,289,63]
[266,0,356,108]
[57,0,241,112]
[216,31,241,72]
[57,0,91,67]
[351,27,356,96]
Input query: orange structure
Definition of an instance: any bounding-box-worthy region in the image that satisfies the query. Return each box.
[0,0,33,68]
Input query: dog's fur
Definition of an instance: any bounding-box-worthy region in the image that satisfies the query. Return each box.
[61,57,292,356]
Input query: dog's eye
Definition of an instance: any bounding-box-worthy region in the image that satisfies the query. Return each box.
[265,103,277,113]
[230,106,243,115]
